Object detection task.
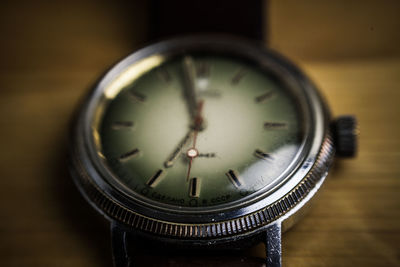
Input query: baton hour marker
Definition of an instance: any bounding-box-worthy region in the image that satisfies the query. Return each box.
[196,62,210,78]
[255,91,275,103]
[231,69,246,85]
[111,121,134,130]
[264,122,288,130]
[254,149,272,160]
[189,177,201,198]
[119,148,140,162]
[146,169,164,188]
[129,90,146,103]
[226,169,243,188]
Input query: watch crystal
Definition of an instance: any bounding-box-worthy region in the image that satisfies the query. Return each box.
[96,54,305,208]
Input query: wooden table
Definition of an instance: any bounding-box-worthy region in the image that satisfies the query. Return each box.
[1,1,399,266]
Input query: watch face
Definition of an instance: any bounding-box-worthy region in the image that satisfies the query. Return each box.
[89,50,309,211]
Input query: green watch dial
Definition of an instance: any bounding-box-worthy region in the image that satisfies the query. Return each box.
[95,54,304,208]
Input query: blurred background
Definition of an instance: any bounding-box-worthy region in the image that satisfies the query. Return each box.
[0,0,399,266]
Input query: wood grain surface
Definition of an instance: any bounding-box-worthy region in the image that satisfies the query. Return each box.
[0,1,399,266]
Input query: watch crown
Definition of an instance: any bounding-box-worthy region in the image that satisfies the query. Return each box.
[333,115,358,158]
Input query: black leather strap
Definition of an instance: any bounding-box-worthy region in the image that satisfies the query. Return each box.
[111,222,284,267]
[130,254,266,267]
[112,223,266,267]
[148,0,266,41]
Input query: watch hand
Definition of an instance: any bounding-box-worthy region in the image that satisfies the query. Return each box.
[186,100,204,181]
[164,131,193,168]
[182,56,198,120]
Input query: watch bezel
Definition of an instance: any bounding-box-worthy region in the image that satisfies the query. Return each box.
[69,35,334,240]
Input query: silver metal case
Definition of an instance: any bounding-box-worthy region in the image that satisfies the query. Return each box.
[69,36,334,247]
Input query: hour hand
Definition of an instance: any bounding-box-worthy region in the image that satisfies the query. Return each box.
[164,131,192,168]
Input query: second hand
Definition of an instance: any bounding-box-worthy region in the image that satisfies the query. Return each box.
[186,100,204,182]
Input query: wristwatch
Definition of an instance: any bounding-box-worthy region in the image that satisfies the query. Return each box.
[68,1,357,266]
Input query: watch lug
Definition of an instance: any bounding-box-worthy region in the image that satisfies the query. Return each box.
[111,222,131,267]
[264,222,282,267]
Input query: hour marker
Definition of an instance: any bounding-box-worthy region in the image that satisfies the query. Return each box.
[189,177,201,198]
[146,169,164,188]
[255,91,274,103]
[196,62,210,78]
[157,68,171,83]
[226,169,243,188]
[129,91,146,102]
[231,69,246,85]
[119,148,140,162]
[264,122,288,130]
[254,149,272,160]
[111,121,134,130]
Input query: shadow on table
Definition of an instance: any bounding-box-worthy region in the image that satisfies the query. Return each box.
[50,139,112,267]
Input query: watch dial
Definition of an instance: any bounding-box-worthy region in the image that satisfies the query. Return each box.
[96,54,304,208]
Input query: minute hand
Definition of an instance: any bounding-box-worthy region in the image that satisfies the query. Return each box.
[182,56,198,120]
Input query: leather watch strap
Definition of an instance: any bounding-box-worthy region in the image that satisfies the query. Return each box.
[130,254,266,267]
[112,223,266,267]
[148,0,265,42]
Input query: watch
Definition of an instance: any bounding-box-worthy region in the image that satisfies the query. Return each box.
[68,2,357,267]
